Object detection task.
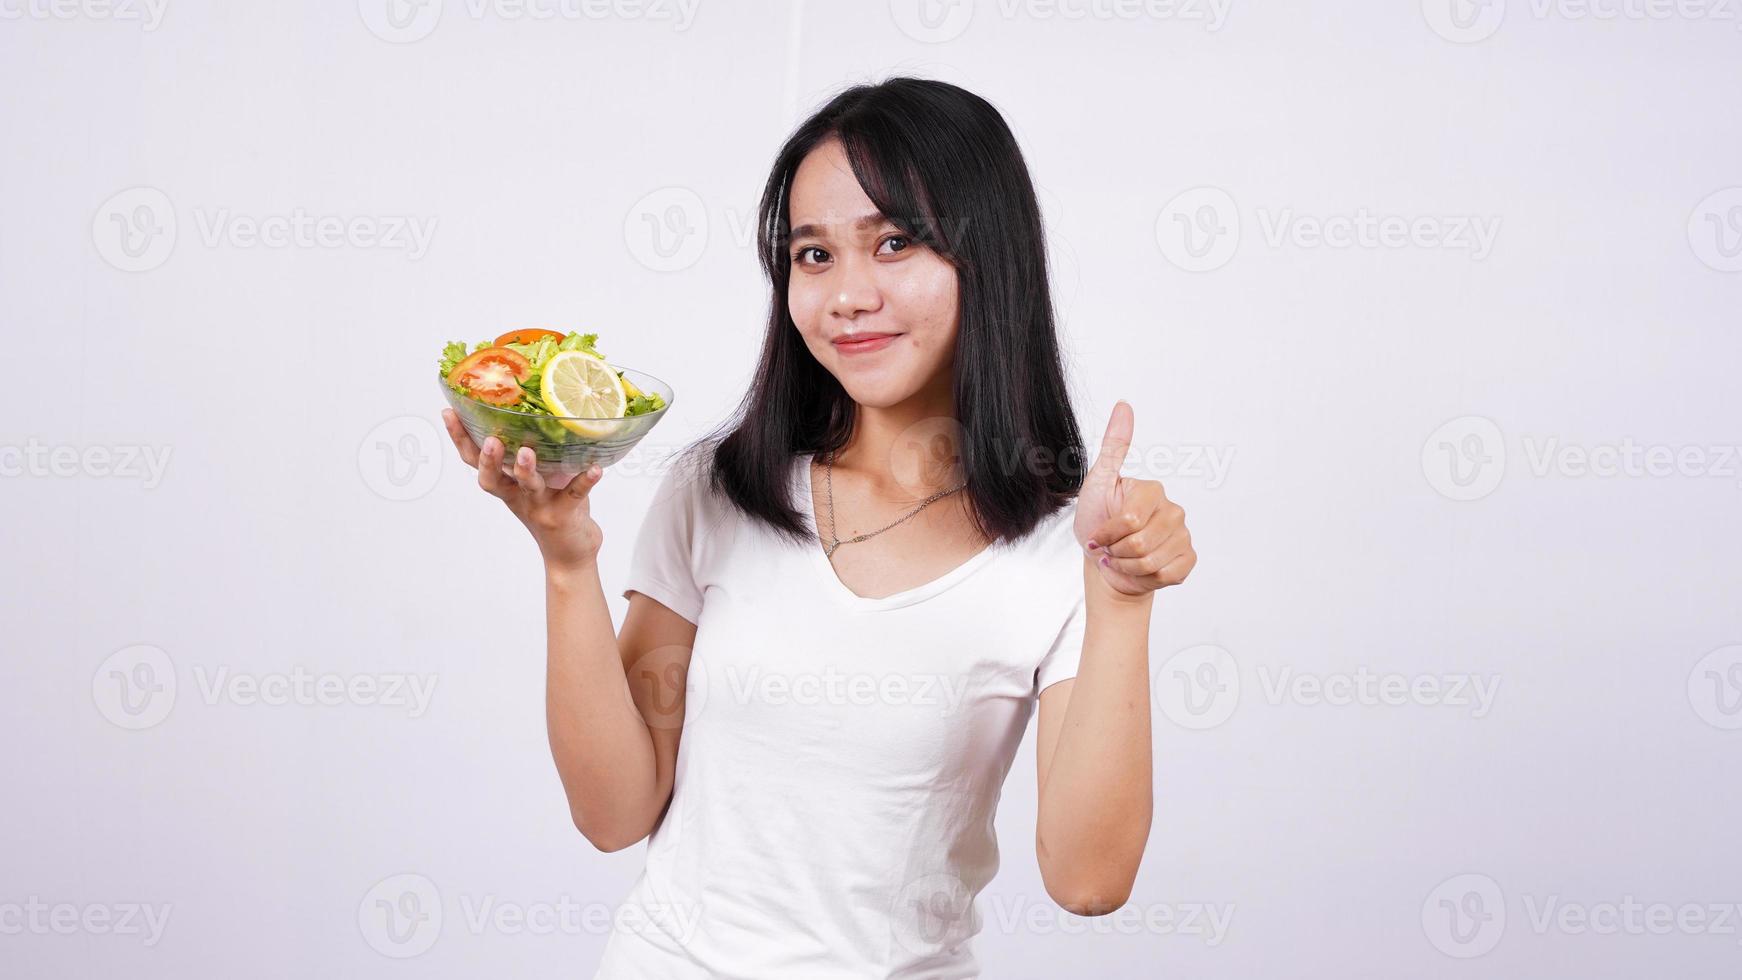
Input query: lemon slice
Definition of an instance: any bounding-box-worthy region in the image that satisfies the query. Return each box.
[541,350,627,438]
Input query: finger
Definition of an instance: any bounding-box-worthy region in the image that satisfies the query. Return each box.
[1154,549,1197,587]
[566,462,604,498]
[1104,522,1183,560]
[477,437,513,498]
[1083,400,1135,502]
[442,409,481,468]
[512,446,547,494]
[1100,541,1194,585]
[1088,483,1166,552]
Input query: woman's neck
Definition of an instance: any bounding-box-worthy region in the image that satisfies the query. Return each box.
[828,389,965,502]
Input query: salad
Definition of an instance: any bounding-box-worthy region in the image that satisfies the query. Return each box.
[439,329,668,444]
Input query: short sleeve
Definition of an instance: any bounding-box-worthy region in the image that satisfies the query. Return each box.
[620,461,706,625]
[1033,594,1085,695]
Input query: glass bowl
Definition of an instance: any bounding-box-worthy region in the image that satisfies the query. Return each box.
[439,365,674,482]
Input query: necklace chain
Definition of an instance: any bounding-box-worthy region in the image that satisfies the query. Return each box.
[820,453,967,558]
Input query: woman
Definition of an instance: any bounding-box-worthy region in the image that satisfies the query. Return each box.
[440,76,1197,978]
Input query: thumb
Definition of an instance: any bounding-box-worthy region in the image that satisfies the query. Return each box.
[1085,400,1134,495]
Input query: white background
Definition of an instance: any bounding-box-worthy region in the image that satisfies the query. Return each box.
[3,0,1740,977]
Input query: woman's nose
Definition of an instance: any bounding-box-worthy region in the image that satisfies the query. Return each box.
[825,256,883,319]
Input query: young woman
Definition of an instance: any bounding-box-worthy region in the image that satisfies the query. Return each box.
[440,76,1197,979]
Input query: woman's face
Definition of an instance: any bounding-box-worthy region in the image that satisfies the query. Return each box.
[785,137,959,410]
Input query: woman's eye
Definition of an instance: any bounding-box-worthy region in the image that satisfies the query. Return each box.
[793,246,829,266]
[877,235,910,255]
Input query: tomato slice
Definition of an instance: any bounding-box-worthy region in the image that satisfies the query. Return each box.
[447,346,532,406]
[494,328,565,346]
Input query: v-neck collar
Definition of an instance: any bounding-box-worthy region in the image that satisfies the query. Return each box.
[795,452,1003,612]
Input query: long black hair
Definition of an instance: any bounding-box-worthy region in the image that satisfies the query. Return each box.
[690,75,1085,548]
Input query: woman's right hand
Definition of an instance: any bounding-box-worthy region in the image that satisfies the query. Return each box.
[441,408,607,571]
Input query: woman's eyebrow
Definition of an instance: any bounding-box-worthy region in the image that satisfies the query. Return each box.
[789,211,889,242]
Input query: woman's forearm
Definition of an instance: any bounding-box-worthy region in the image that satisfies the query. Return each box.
[543,562,662,851]
[1036,555,1156,910]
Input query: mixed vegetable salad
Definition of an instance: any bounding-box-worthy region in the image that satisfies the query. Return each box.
[439,329,666,417]
[440,329,667,446]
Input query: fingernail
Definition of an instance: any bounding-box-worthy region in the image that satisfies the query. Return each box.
[1099,555,1110,567]
[1087,540,1098,551]
[588,464,601,478]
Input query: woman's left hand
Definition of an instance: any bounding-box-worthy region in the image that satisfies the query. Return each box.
[1073,400,1197,597]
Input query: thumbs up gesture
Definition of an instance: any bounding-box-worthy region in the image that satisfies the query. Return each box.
[1073,400,1197,597]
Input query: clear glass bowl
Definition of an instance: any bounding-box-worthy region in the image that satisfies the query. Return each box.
[439,366,674,480]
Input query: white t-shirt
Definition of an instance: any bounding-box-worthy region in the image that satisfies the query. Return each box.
[594,450,1087,979]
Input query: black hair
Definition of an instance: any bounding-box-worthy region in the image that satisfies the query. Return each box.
[686,75,1086,547]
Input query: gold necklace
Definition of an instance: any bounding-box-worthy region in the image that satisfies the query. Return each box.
[819,453,968,558]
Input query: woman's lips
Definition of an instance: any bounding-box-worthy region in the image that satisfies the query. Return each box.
[833,333,901,355]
